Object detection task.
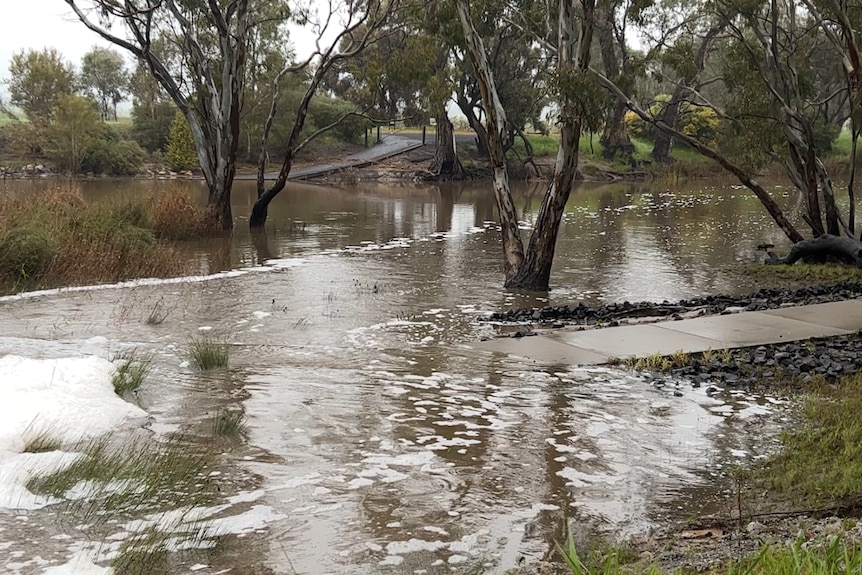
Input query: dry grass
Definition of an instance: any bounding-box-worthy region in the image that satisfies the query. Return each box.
[0,187,207,294]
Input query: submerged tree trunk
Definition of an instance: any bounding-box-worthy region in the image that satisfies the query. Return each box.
[454,0,524,280]
[429,113,464,179]
[506,0,595,290]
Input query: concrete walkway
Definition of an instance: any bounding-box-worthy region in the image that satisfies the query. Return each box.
[469,300,862,366]
[237,134,425,182]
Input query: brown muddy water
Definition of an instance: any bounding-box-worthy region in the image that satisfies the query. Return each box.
[0,178,796,574]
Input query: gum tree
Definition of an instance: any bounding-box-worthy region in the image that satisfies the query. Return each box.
[65,0,250,230]
[454,0,598,290]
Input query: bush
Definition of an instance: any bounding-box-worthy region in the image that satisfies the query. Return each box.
[83,138,147,176]
[150,188,204,240]
[309,96,372,144]
[0,226,56,286]
[0,188,193,294]
[625,95,719,147]
[165,112,199,171]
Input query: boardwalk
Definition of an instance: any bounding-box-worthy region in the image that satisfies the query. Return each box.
[469,300,862,365]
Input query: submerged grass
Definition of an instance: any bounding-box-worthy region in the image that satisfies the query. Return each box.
[112,350,152,396]
[211,409,249,442]
[0,187,206,295]
[27,434,217,515]
[188,334,230,370]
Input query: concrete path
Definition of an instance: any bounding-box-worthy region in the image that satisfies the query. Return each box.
[469,300,862,366]
[237,135,425,182]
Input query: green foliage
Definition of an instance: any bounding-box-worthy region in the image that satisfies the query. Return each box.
[80,47,129,121]
[83,135,147,176]
[0,226,56,287]
[131,100,176,152]
[8,48,76,123]
[165,112,198,170]
[760,373,862,505]
[308,96,372,144]
[45,95,104,174]
[625,95,719,147]
[551,69,606,134]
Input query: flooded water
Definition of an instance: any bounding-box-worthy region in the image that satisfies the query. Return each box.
[0,178,795,573]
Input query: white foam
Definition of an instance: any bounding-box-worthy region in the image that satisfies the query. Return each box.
[0,355,146,511]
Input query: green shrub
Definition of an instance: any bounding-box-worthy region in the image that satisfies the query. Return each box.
[83,138,147,176]
[0,226,56,285]
[165,112,199,170]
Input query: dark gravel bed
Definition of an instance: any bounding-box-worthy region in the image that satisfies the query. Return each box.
[483,282,862,327]
[660,333,862,390]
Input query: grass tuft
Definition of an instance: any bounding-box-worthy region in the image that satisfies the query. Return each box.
[145,297,171,325]
[211,409,249,441]
[27,435,216,515]
[112,350,152,396]
[188,334,230,370]
[23,431,62,453]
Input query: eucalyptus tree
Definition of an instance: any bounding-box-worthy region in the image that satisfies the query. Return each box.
[248,0,403,227]
[593,0,859,246]
[595,0,636,160]
[321,0,466,179]
[80,47,129,121]
[65,0,253,230]
[455,0,599,290]
[450,0,552,162]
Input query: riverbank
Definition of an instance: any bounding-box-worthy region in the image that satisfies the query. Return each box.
[488,276,862,574]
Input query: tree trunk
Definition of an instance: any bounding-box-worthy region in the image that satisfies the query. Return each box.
[506,0,594,290]
[596,1,634,162]
[651,95,683,164]
[456,91,490,157]
[766,234,862,267]
[429,113,464,179]
[651,23,723,164]
[601,98,635,160]
[454,0,524,280]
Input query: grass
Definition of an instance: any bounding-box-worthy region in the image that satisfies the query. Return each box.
[624,349,690,372]
[145,297,171,325]
[22,430,62,453]
[557,532,862,574]
[0,187,206,295]
[757,373,862,506]
[211,409,249,441]
[27,435,216,515]
[188,334,230,370]
[734,262,862,289]
[111,350,152,396]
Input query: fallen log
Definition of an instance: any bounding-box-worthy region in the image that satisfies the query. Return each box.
[766,234,862,267]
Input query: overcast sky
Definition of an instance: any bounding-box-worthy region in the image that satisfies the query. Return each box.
[0,0,116,85]
[0,0,319,102]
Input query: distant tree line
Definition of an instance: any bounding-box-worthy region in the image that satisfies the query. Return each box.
[0,44,371,178]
